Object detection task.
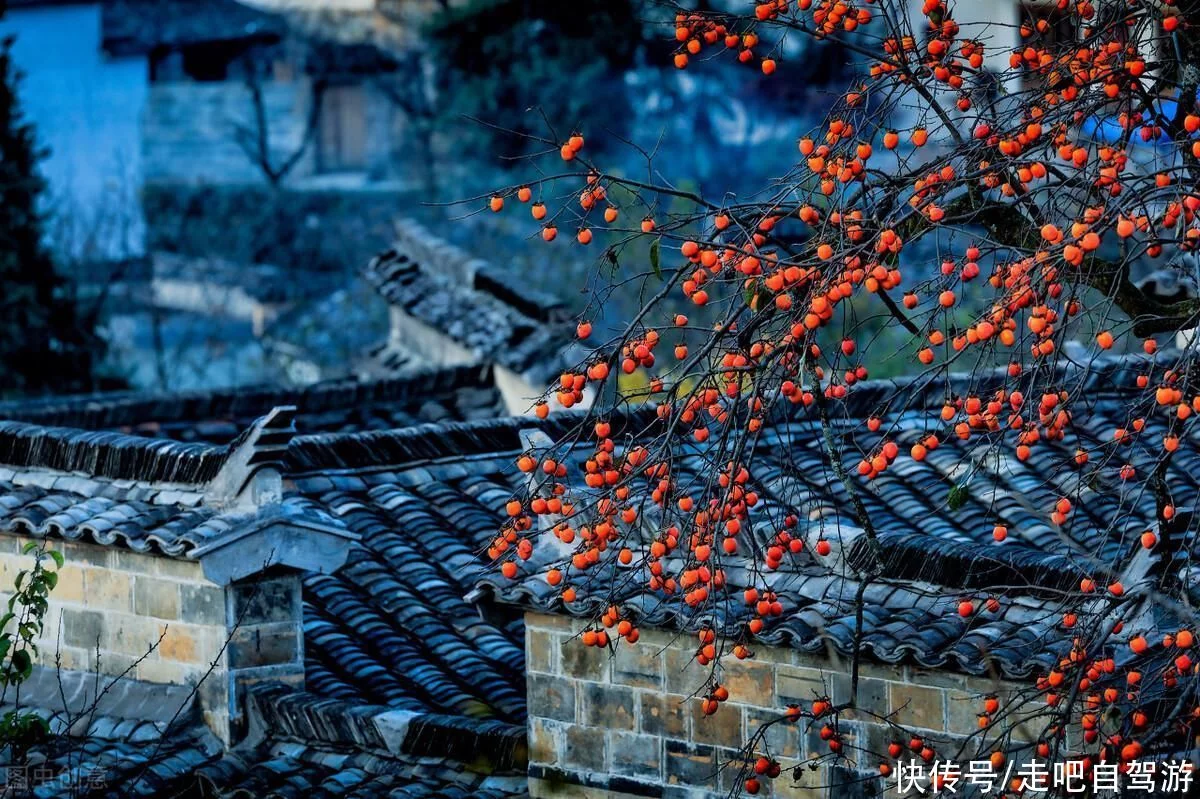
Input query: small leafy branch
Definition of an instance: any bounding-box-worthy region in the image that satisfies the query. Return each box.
[0,542,63,761]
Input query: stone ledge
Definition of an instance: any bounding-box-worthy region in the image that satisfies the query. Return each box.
[11,664,197,724]
[247,684,528,775]
[530,765,664,798]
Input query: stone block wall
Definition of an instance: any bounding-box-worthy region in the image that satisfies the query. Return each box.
[0,535,303,744]
[225,572,306,724]
[524,612,1023,799]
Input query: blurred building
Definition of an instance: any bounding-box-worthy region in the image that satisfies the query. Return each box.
[119,0,416,188]
[0,0,428,259]
[360,218,584,416]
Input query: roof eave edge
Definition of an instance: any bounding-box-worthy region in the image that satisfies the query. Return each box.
[195,515,358,585]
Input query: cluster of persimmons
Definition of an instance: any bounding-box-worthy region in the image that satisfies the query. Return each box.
[481,0,1200,792]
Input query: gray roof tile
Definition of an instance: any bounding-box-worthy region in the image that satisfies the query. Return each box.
[6,355,1184,787]
[0,366,504,446]
[363,220,577,382]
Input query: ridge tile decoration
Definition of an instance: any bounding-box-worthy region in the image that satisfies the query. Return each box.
[0,364,505,445]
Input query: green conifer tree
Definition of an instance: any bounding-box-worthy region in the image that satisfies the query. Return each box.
[0,36,101,397]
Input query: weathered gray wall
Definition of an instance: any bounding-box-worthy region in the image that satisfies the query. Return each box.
[143,78,403,186]
[525,611,1025,799]
[143,80,315,184]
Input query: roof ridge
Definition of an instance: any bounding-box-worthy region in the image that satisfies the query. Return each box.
[285,405,663,473]
[0,364,497,429]
[0,420,229,486]
[776,350,1157,422]
[845,530,1105,593]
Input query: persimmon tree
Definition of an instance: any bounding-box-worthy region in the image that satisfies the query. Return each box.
[482,0,1200,795]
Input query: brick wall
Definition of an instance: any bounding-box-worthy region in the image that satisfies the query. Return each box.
[524,612,1024,799]
[0,535,303,744]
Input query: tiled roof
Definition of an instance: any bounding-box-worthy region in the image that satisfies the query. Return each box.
[492,558,1071,679]
[237,686,523,783]
[0,378,552,723]
[0,409,358,587]
[0,420,228,484]
[0,667,223,798]
[11,719,221,798]
[483,354,1196,679]
[5,673,527,799]
[0,419,250,558]
[100,0,286,56]
[296,468,527,720]
[364,219,578,382]
[0,477,345,560]
[193,687,528,799]
[283,412,615,475]
[3,356,1171,682]
[0,365,505,445]
[281,415,611,721]
[3,353,1186,787]
[199,747,528,799]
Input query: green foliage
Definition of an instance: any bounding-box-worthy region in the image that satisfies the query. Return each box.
[0,38,102,398]
[426,0,646,158]
[946,483,969,511]
[0,542,62,761]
